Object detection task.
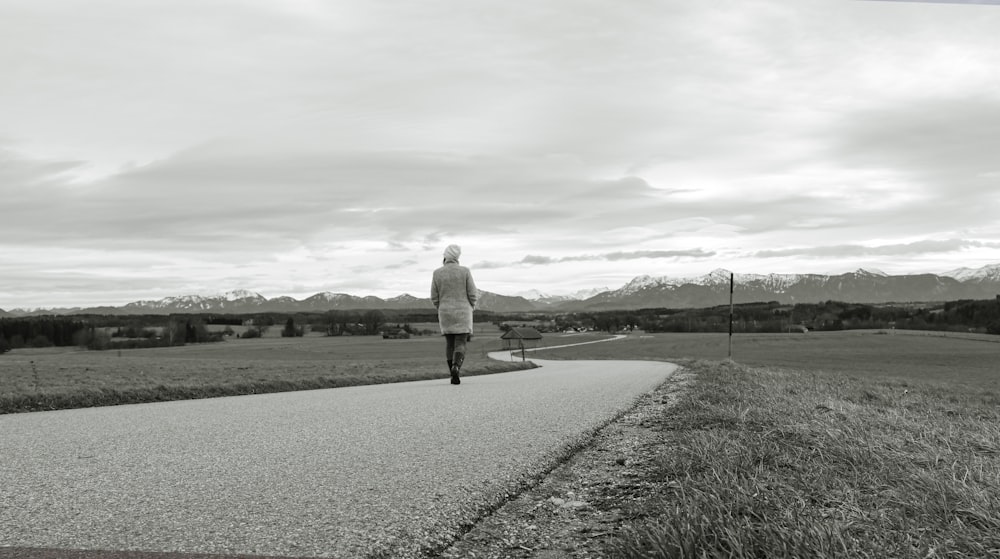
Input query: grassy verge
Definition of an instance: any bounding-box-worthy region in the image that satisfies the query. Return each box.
[0,359,532,414]
[607,359,1000,558]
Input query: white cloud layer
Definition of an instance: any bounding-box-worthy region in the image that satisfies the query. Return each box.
[3,0,1000,308]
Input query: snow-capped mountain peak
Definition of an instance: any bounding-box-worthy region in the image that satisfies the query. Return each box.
[853,268,888,277]
[221,289,265,301]
[690,269,735,286]
[517,287,611,302]
[943,263,1000,282]
[305,292,352,302]
[163,295,207,305]
[570,287,610,300]
[516,289,554,301]
[617,275,671,295]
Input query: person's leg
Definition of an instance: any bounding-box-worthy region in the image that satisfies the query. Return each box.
[453,334,467,360]
[445,334,461,384]
[445,334,456,370]
[452,333,467,377]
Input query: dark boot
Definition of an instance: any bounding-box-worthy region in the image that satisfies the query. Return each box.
[451,352,464,385]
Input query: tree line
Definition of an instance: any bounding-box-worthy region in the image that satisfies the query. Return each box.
[0,309,437,352]
[569,298,1000,335]
[0,316,91,351]
[0,316,223,352]
[4,298,997,354]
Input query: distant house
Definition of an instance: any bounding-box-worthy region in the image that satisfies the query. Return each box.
[500,327,543,352]
[382,328,410,340]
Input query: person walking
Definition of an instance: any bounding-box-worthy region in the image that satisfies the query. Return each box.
[431,244,478,385]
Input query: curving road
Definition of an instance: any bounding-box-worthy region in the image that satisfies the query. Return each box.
[1,351,677,558]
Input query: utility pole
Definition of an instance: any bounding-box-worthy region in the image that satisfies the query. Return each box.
[728,272,734,360]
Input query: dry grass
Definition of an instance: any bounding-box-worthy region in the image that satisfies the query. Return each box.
[530,331,1000,558]
[608,359,1000,558]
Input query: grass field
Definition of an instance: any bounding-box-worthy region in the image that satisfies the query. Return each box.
[0,326,533,414]
[527,331,1000,558]
[535,330,1000,389]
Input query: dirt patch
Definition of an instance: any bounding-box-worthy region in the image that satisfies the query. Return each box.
[439,368,693,558]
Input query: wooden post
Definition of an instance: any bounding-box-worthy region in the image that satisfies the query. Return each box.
[728,272,734,360]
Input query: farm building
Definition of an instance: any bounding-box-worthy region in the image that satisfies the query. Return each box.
[381,328,410,339]
[500,327,543,351]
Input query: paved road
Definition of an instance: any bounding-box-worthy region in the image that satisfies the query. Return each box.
[1,356,677,558]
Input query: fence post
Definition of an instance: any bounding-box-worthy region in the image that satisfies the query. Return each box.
[728,272,734,360]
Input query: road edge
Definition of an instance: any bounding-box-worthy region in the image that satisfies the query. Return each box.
[427,363,691,558]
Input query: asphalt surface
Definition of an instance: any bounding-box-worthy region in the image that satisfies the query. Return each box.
[1,355,677,558]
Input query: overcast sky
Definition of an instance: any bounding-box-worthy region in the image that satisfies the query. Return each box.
[3,0,1000,309]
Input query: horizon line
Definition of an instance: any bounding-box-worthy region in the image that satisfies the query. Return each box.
[3,263,999,312]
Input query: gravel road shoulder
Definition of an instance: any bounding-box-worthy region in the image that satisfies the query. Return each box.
[439,366,693,558]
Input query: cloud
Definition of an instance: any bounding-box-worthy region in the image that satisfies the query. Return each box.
[0,148,85,186]
[752,239,1000,260]
[604,250,717,261]
[4,0,1000,307]
[858,1,1000,5]
[0,143,696,252]
[829,97,1000,181]
[473,249,716,269]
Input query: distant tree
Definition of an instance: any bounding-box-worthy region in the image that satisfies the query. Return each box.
[0,333,9,354]
[74,328,110,350]
[281,317,304,337]
[185,320,197,343]
[163,318,213,345]
[361,310,385,336]
[242,327,262,339]
[28,335,53,348]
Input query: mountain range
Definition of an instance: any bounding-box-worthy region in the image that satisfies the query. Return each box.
[2,265,1000,317]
